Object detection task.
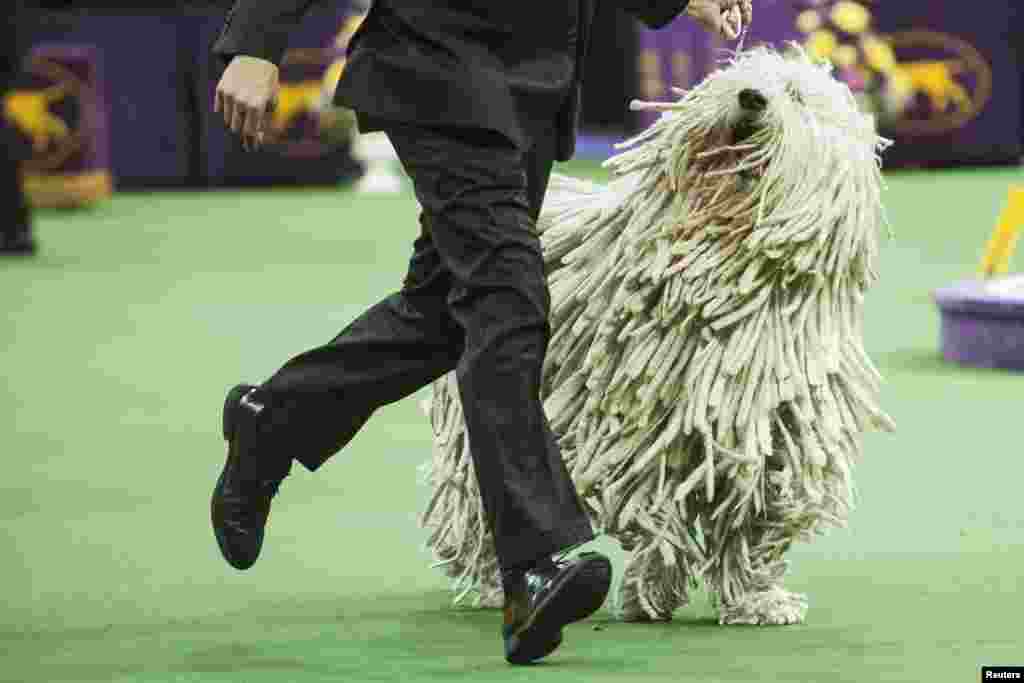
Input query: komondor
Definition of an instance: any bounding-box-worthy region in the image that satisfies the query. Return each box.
[419,45,895,626]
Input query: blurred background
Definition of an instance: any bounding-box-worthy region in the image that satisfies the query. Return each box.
[5,0,1021,204]
[2,1,1022,682]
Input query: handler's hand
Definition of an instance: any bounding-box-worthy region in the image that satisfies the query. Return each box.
[214,56,280,151]
[686,0,751,41]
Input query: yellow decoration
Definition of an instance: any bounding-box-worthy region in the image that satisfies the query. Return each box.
[271,80,324,132]
[832,44,860,69]
[861,36,897,74]
[831,1,872,35]
[892,60,971,113]
[807,30,839,60]
[639,49,664,99]
[22,170,112,209]
[796,10,822,34]
[334,13,366,48]
[979,187,1024,278]
[639,50,660,71]
[3,84,71,152]
[671,51,691,85]
[889,69,913,98]
[322,58,347,94]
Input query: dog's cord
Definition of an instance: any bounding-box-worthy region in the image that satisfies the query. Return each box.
[736,19,749,51]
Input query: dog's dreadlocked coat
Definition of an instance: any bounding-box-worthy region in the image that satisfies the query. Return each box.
[419,46,895,625]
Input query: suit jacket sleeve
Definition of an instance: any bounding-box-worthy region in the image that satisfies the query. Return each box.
[212,0,324,67]
[616,0,691,29]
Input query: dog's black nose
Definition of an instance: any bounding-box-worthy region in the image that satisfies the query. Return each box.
[738,88,768,112]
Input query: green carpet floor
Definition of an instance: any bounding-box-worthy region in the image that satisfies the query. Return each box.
[2,162,1022,682]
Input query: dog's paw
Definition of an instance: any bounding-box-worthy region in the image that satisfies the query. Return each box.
[718,587,808,626]
[619,602,673,623]
[616,582,677,623]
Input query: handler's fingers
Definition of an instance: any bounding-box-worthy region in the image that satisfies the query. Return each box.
[246,110,268,151]
[698,7,723,35]
[221,93,236,130]
[731,5,743,34]
[230,101,247,135]
[242,100,265,143]
[721,6,740,40]
[741,0,753,26]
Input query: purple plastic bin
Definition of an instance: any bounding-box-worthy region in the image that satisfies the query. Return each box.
[933,277,1024,371]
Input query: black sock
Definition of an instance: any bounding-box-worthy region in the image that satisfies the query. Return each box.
[532,555,558,573]
[501,553,561,596]
[501,569,526,599]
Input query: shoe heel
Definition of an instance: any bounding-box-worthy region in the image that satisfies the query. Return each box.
[222,384,253,442]
[573,554,612,621]
[534,554,612,631]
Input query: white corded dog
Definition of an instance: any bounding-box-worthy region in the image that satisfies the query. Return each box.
[420,45,895,626]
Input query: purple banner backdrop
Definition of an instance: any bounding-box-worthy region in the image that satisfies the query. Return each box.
[635,0,1021,167]
[869,0,1022,167]
[27,14,195,187]
[21,2,361,189]
[635,20,700,132]
[6,44,113,207]
[634,1,800,131]
[196,5,365,187]
[740,0,803,50]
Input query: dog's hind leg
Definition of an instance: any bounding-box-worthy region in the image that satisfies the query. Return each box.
[614,505,696,622]
[704,465,809,626]
[711,413,865,625]
[618,546,692,622]
[710,534,808,625]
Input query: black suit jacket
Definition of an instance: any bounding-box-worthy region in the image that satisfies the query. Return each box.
[213,0,690,161]
[2,0,30,86]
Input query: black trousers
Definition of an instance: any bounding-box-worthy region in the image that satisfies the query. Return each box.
[1,1,32,246]
[0,140,31,246]
[250,122,594,572]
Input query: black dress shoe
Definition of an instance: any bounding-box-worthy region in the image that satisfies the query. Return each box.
[503,552,613,665]
[211,384,288,570]
[0,233,37,255]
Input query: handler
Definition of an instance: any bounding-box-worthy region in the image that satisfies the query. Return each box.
[209,0,751,664]
[1,0,37,256]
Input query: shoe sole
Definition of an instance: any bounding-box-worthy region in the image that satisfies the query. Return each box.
[506,628,563,665]
[211,384,257,570]
[507,553,612,664]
